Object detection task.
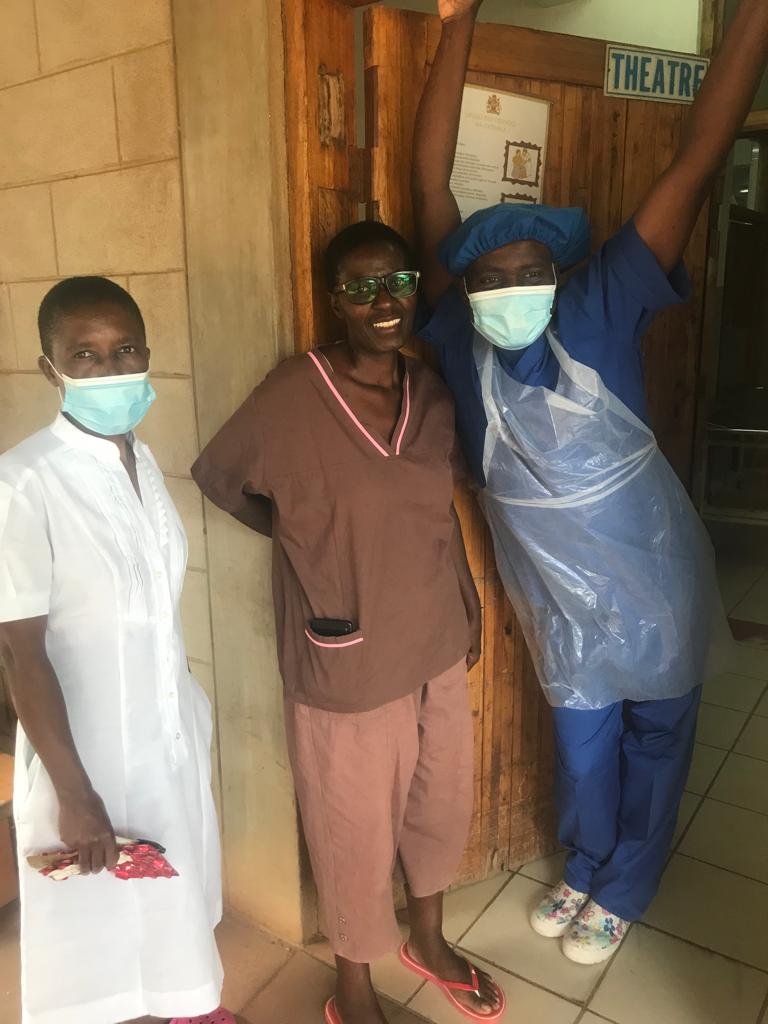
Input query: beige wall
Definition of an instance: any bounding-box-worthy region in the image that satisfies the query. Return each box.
[0,0,305,941]
[386,0,702,52]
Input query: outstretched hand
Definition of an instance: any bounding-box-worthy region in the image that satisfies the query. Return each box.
[438,0,482,23]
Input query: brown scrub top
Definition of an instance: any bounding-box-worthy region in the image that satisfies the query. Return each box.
[192,350,470,713]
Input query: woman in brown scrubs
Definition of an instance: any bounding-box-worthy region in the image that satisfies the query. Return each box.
[192,221,505,1024]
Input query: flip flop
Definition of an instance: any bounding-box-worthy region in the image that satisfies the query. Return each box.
[398,943,506,1022]
[170,1009,237,1024]
[324,996,343,1024]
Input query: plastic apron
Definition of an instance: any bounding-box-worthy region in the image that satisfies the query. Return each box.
[476,328,729,710]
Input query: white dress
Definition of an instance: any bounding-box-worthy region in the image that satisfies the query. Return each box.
[0,414,222,1024]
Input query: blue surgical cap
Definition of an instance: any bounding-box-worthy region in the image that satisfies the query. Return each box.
[439,203,591,276]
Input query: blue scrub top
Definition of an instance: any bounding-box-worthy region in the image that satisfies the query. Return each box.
[418,220,692,486]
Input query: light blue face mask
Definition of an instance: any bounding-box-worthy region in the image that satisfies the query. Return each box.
[46,359,156,436]
[467,283,557,351]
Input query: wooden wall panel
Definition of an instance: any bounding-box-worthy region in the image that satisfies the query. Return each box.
[283,0,358,352]
[365,5,711,880]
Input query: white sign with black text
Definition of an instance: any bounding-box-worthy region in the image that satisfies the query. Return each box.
[449,85,550,221]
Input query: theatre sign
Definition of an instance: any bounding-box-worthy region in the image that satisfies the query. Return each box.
[605,46,710,104]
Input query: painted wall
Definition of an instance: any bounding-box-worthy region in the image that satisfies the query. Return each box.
[0,0,305,942]
[385,0,702,53]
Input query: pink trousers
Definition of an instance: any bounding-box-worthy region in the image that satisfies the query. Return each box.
[284,659,474,963]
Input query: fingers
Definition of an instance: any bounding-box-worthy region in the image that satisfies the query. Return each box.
[90,841,106,875]
[77,843,93,876]
[104,833,119,872]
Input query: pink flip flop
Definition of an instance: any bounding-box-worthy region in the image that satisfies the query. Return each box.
[324,996,343,1024]
[398,943,506,1022]
[170,1009,237,1024]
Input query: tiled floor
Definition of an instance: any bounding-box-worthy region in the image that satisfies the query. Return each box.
[1,558,767,1024]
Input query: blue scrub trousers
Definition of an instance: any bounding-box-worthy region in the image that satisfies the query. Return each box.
[552,686,701,922]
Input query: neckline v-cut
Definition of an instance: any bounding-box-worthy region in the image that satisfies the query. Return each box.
[307,350,411,458]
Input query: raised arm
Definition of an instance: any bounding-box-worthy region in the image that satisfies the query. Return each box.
[635,0,768,272]
[412,1,483,306]
[0,617,118,874]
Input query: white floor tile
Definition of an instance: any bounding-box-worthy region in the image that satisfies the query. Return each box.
[679,799,768,883]
[442,874,511,944]
[695,705,747,750]
[240,951,410,1024]
[580,1015,615,1024]
[216,914,293,1013]
[672,792,702,846]
[518,851,567,887]
[709,753,768,815]
[305,922,421,1005]
[716,562,766,614]
[735,717,768,760]
[755,690,768,717]
[407,953,581,1024]
[702,673,766,713]
[732,573,768,625]
[644,855,768,970]
[459,875,607,1001]
[727,644,768,681]
[686,744,727,795]
[589,924,768,1024]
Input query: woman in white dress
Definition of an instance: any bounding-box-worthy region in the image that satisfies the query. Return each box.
[0,277,231,1024]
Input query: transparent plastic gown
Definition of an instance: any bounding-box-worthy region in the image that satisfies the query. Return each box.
[476,328,730,710]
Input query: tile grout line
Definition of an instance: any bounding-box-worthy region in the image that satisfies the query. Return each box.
[0,39,173,95]
[452,871,517,949]
[639,918,768,976]
[692,743,768,764]
[755,983,768,1024]
[675,686,766,853]
[451,940,586,1010]
[673,850,768,890]
[0,154,179,194]
[730,570,768,619]
[692,791,768,818]
[236,948,299,1015]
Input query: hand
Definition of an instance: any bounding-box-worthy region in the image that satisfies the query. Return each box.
[438,0,482,23]
[58,788,118,875]
[466,613,482,671]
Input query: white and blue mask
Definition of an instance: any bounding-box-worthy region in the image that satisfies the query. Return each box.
[47,358,156,436]
[467,282,556,351]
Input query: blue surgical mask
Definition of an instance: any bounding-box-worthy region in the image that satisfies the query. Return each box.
[467,283,556,350]
[46,359,156,436]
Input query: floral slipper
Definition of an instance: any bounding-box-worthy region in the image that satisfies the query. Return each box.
[561,899,629,964]
[530,878,590,938]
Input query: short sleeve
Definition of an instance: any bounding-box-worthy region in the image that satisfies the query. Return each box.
[191,390,267,514]
[566,218,692,346]
[0,477,52,623]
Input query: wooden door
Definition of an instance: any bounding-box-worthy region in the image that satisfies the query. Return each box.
[364,8,710,882]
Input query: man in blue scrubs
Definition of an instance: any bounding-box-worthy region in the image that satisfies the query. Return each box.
[413,0,768,965]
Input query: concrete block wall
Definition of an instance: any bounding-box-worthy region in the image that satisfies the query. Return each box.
[0,0,222,816]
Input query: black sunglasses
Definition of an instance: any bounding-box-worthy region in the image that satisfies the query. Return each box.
[333,270,420,306]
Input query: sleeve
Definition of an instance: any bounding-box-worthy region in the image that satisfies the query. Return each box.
[0,476,53,623]
[449,433,469,486]
[417,284,473,353]
[569,218,692,347]
[191,389,268,514]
